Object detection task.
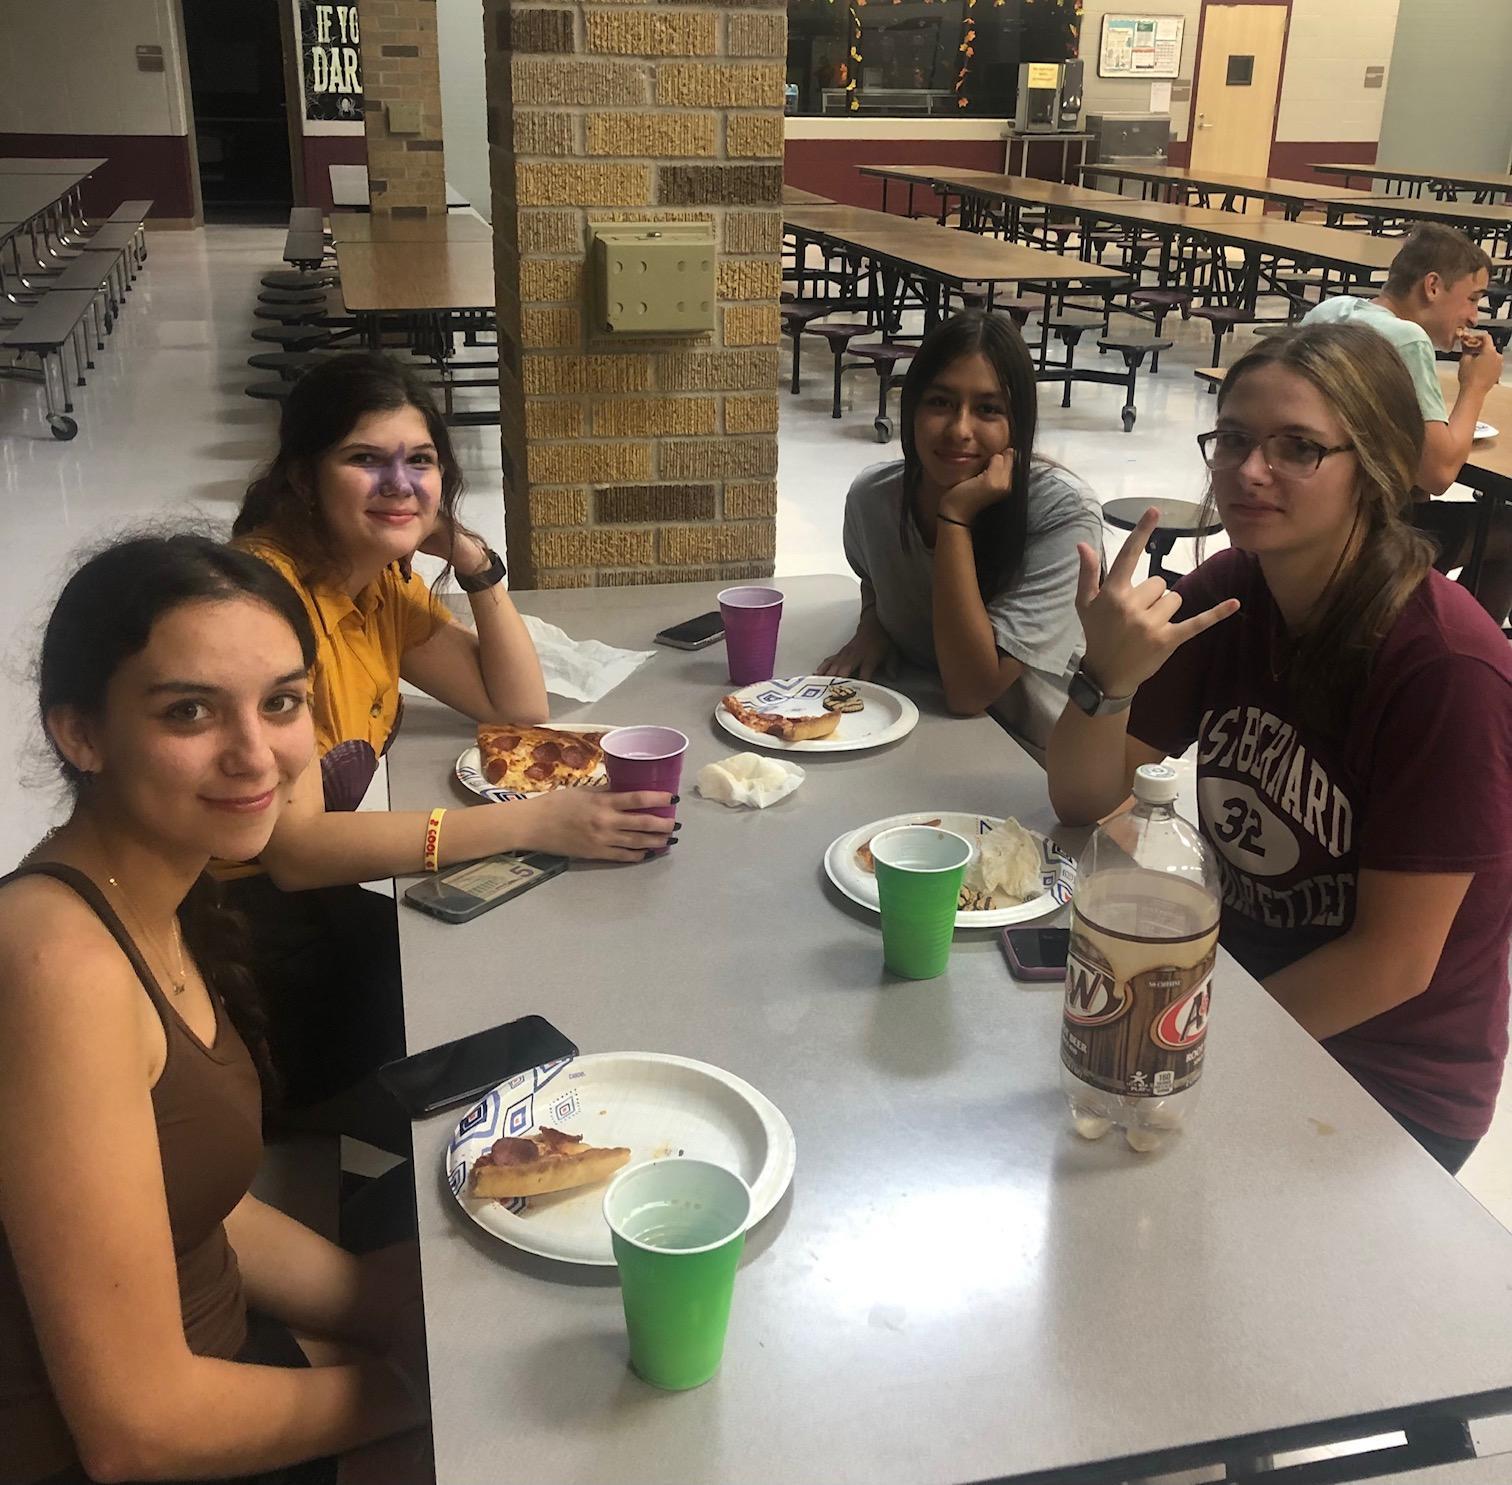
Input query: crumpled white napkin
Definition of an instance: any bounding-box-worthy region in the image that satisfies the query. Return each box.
[521,613,655,703]
[696,752,806,809]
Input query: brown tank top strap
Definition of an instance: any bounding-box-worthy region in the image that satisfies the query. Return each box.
[0,862,173,1015]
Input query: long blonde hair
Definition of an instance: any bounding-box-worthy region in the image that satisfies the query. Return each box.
[1200,322,1435,732]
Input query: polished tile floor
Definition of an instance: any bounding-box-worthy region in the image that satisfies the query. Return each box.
[1,223,1507,1226]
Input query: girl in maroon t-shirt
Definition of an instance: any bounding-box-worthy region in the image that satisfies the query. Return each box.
[1047,323,1512,1173]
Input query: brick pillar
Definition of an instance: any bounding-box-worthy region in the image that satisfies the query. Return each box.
[484,0,784,589]
[358,0,447,215]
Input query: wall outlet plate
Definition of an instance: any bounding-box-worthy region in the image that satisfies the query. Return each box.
[589,223,716,337]
[385,100,422,135]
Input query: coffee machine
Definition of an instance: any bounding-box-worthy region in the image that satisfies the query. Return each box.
[1013,59,1084,133]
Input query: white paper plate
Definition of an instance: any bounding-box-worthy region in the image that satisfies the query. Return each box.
[446,1051,796,1266]
[1474,421,1498,442]
[824,811,1076,929]
[455,723,614,803]
[715,675,919,753]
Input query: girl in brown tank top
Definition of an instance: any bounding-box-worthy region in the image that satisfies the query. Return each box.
[0,537,427,1485]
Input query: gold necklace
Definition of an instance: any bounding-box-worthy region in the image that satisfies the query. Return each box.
[104,873,189,996]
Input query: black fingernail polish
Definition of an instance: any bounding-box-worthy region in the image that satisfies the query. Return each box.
[673,822,683,832]
[667,836,680,846]
[670,794,681,804]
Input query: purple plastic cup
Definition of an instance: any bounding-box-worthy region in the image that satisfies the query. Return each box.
[600,727,688,853]
[718,586,783,686]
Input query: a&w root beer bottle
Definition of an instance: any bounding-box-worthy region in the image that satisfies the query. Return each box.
[1061,764,1219,1152]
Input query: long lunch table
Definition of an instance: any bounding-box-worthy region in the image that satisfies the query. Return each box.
[782,185,834,207]
[1078,162,1378,218]
[390,573,1512,1485]
[1312,162,1512,203]
[333,237,498,422]
[784,204,1146,427]
[328,162,470,212]
[857,162,1001,217]
[1323,193,1512,248]
[875,172,1399,325]
[326,209,493,243]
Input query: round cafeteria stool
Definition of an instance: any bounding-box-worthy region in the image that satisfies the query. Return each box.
[780,302,833,395]
[810,322,872,417]
[1189,304,1254,368]
[250,323,333,349]
[245,380,295,402]
[261,270,334,292]
[1102,497,1224,583]
[847,342,915,443]
[1129,288,1192,369]
[246,350,333,379]
[259,286,327,307]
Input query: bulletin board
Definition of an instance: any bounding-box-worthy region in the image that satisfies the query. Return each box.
[1097,14,1185,79]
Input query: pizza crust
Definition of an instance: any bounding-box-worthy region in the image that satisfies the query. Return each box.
[467,1127,632,1199]
[721,694,842,743]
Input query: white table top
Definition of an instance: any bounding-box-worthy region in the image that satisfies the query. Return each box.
[327,162,468,210]
[387,576,1512,1485]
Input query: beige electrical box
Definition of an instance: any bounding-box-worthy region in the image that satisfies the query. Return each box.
[590,224,716,336]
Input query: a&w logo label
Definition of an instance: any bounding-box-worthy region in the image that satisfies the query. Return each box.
[1063,946,1130,1027]
[1151,981,1210,1051]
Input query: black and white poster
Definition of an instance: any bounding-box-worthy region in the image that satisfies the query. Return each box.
[300,0,363,121]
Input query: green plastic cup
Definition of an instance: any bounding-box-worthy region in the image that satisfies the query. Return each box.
[870,825,972,980]
[603,1158,752,1391]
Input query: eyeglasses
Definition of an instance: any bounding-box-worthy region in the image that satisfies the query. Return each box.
[1196,430,1354,478]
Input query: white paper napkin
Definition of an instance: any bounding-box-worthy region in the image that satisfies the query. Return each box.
[521,613,655,704]
[696,752,805,809]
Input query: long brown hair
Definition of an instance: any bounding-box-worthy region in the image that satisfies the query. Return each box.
[898,309,1042,601]
[233,353,467,590]
[1201,323,1434,733]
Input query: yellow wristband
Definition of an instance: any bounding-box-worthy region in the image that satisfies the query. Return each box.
[423,808,446,873]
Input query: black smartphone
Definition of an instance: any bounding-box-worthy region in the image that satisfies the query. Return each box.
[377,1014,578,1118]
[1000,927,1070,982]
[655,611,725,650]
[403,851,567,924]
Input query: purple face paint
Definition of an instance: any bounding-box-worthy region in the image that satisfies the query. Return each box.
[364,444,427,503]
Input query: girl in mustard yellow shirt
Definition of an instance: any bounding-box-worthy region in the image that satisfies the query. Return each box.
[230,355,672,1136]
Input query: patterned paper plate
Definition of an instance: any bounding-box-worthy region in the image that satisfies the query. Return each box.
[715,675,919,753]
[454,723,614,803]
[824,811,1077,929]
[1474,422,1498,442]
[446,1051,796,1266]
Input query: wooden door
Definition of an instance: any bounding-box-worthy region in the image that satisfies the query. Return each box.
[1190,5,1288,182]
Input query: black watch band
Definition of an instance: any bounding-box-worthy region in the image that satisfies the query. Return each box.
[456,548,507,593]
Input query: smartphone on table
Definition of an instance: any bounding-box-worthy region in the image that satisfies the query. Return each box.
[377,1014,578,1118]
[403,851,567,924]
[1000,926,1070,983]
[655,611,725,650]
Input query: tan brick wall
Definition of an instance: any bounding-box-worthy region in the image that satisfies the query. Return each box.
[485,0,784,588]
[359,0,447,215]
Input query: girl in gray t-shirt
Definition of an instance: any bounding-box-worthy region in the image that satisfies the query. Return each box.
[819,310,1102,756]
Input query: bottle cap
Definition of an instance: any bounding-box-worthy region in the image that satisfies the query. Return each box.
[1133,762,1180,804]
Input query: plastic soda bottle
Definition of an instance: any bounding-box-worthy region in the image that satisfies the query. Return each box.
[1060,763,1220,1152]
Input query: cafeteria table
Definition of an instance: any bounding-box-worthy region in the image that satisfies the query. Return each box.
[782,185,833,207]
[1323,193,1512,247]
[783,205,1138,428]
[1311,162,1512,203]
[326,209,493,243]
[1078,162,1377,219]
[389,574,1512,1485]
[328,162,470,212]
[333,237,498,421]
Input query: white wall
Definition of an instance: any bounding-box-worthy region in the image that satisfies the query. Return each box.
[436,0,491,222]
[0,0,190,135]
[1378,0,1512,172]
[1077,1,1204,144]
[1275,0,1400,144]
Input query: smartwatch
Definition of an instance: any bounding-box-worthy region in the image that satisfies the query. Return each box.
[456,547,507,593]
[1068,663,1134,718]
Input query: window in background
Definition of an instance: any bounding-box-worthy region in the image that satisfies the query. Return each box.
[785,0,1080,117]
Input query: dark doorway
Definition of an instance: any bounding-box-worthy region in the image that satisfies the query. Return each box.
[181,0,295,222]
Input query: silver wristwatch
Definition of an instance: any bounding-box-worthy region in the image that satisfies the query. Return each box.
[1068,663,1134,718]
